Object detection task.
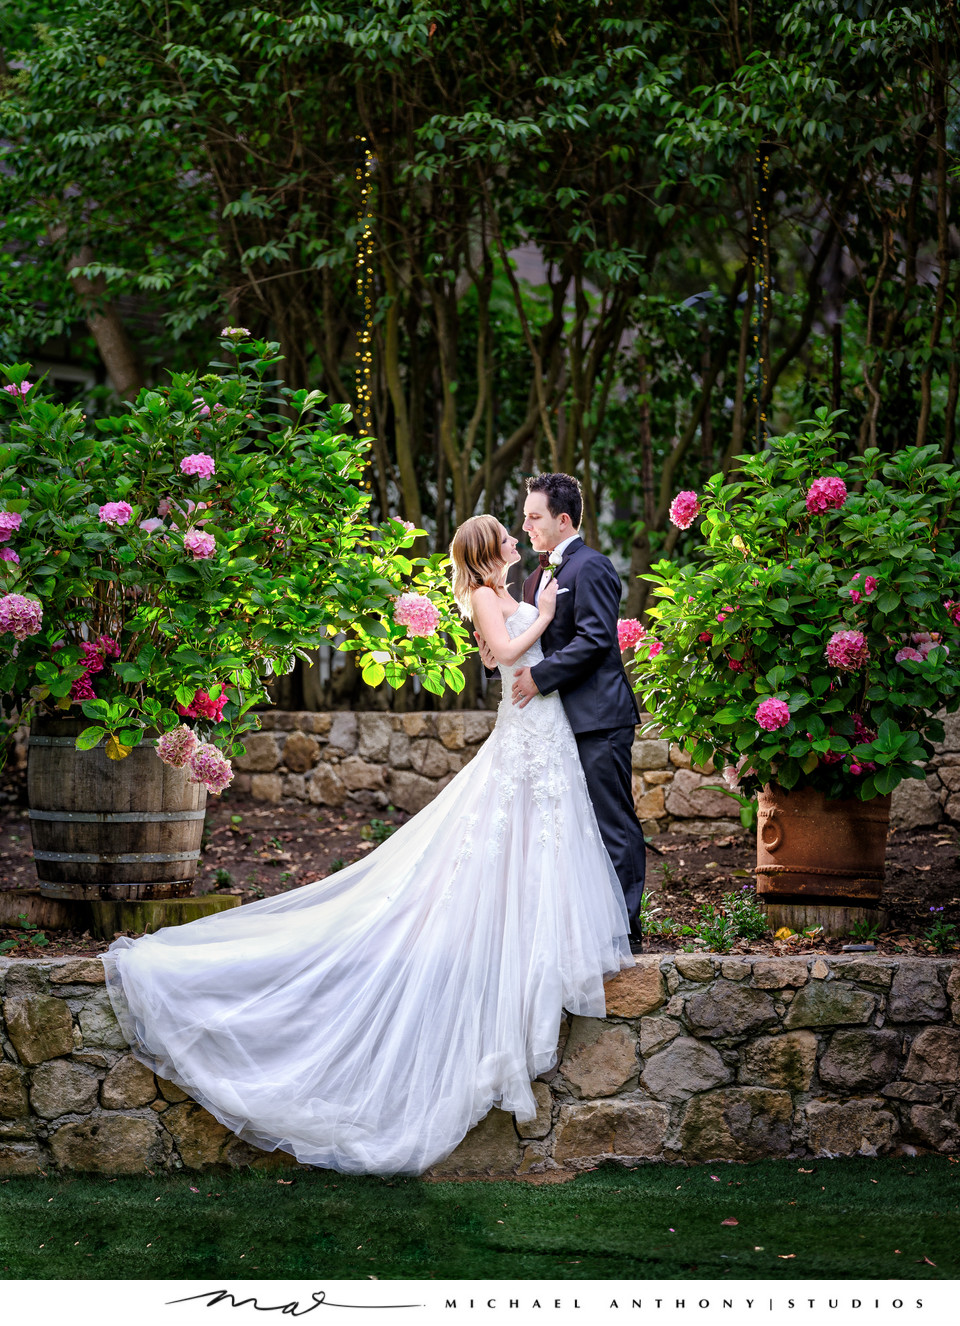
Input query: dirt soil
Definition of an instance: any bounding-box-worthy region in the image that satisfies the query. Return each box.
[0,793,957,959]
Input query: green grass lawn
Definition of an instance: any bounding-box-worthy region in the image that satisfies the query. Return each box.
[0,1156,957,1281]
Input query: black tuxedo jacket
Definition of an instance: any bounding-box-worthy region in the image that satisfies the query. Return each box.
[523,537,640,735]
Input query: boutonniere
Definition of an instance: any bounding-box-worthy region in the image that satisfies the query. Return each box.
[542,548,564,583]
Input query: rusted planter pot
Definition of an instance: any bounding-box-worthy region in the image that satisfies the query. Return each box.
[755,784,891,908]
[28,717,206,902]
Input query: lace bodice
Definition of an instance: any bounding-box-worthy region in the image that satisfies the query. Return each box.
[498,601,544,679]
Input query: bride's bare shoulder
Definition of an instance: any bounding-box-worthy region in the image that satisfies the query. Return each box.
[472,586,514,618]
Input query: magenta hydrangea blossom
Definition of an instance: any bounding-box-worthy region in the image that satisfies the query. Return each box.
[394,592,440,637]
[647,640,665,658]
[99,501,133,526]
[895,646,924,664]
[156,725,200,769]
[187,742,233,796]
[755,697,791,731]
[943,599,960,626]
[825,629,870,672]
[70,674,96,702]
[0,549,19,564]
[698,632,713,643]
[848,573,878,605]
[805,476,847,514]
[668,490,700,530]
[727,658,746,672]
[183,529,217,559]
[0,593,42,641]
[176,688,228,721]
[0,512,23,543]
[2,382,32,397]
[180,452,216,479]
[139,517,165,535]
[617,618,645,651]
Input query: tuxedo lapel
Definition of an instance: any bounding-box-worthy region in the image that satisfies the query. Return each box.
[523,568,541,606]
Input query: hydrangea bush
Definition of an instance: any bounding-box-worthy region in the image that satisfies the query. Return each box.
[0,333,467,790]
[631,410,960,803]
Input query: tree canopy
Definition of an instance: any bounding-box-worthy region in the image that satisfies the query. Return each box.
[2,1,958,705]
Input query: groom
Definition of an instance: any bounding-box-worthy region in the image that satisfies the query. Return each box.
[478,473,646,953]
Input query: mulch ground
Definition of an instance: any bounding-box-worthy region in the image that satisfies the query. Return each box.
[0,793,957,959]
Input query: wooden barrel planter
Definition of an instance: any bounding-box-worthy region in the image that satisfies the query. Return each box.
[28,717,206,902]
[755,784,892,936]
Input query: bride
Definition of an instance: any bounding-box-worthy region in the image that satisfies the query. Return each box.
[100,514,633,1176]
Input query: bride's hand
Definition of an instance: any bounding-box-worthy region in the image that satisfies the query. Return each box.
[538,576,558,621]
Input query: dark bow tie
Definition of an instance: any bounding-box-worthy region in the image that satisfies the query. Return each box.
[538,552,551,569]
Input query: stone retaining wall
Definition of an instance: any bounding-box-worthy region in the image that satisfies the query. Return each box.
[6,707,959,833]
[233,709,960,835]
[2,955,957,1177]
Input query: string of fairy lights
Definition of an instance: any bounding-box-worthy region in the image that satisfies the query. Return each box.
[354,135,376,452]
[753,144,771,447]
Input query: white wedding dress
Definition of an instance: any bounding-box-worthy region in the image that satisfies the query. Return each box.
[100,602,632,1175]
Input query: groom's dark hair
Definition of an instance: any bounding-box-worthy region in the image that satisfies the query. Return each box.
[526,472,583,529]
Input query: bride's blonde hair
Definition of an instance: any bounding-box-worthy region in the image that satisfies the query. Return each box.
[449,515,507,617]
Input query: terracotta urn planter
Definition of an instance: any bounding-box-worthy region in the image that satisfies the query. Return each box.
[755,784,892,936]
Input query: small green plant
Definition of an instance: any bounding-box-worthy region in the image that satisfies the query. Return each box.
[360,818,397,845]
[213,867,234,888]
[723,886,770,940]
[637,897,680,939]
[279,870,294,884]
[848,918,880,943]
[694,903,738,953]
[0,912,49,952]
[328,857,346,873]
[923,907,958,953]
[658,860,679,887]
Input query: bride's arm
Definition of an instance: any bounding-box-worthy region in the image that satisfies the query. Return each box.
[471,583,557,667]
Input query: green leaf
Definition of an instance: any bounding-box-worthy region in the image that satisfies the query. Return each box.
[75,726,106,751]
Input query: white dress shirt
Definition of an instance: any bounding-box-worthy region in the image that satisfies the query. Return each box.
[534,533,579,607]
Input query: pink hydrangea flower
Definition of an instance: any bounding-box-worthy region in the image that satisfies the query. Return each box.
[755,697,791,731]
[192,398,211,418]
[70,674,96,702]
[728,658,746,672]
[896,646,924,663]
[156,724,200,769]
[698,632,713,643]
[848,573,878,605]
[2,382,32,397]
[0,549,19,565]
[825,629,870,672]
[139,517,165,535]
[805,476,847,514]
[617,618,646,650]
[0,513,23,542]
[176,688,228,722]
[723,755,754,790]
[99,501,133,526]
[392,517,416,533]
[943,599,960,626]
[394,592,440,637]
[180,452,216,479]
[183,529,217,559]
[647,640,665,658]
[187,742,233,796]
[79,641,106,676]
[0,592,42,641]
[668,490,700,530]
[220,326,250,338]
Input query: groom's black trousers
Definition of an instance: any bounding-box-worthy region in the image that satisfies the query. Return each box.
[575,725,646,935]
